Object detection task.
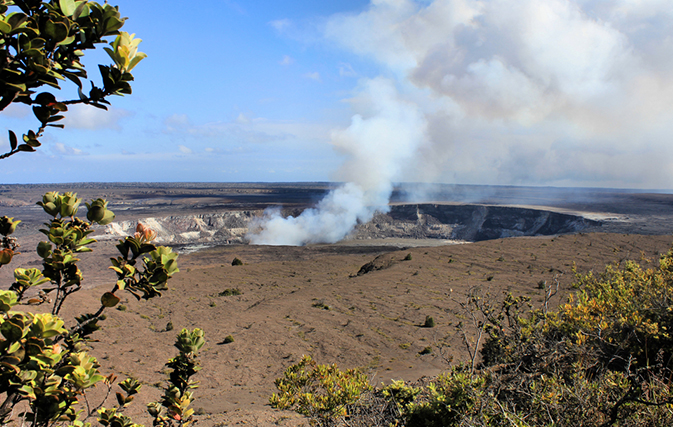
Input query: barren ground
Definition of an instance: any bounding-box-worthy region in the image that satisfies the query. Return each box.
[2,183,673,426]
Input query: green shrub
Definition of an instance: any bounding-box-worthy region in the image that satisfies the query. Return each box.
[270,355,372,425]
[0,195,203,426]
[148,328,205,425]
[443,249,673,426]
[0,3,208,425]
[231,257,243,266]
[404,368,487,427]
[404,253,413,261]
[312,300,330,310]
[223,335,235,344]
[423,315,435,328]
[381,380,420,413]
[0,1,146,161]
[218,288,242,296]
[418,346,432,355]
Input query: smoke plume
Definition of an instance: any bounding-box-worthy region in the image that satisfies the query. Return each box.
[250,0,673,245]
[247,78,426,245]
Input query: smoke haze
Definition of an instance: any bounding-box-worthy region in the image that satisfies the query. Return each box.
[249,0,673,245]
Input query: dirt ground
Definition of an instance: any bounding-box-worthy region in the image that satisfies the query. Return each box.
[44,233,673,426]
[3,183,673,425]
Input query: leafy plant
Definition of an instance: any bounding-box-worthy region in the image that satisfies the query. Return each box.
[330,249,673,426]
[422,315,435,328]
[0,4,207,425]
[270,355,372,426]
[0,194,199,426]
[218,288,241,296]
[0,0,146,159]
[148,328,205,426]
[381,380,420,414]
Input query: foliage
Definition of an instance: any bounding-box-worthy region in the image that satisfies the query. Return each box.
[0,194,203,427]
[0,0,146,159]
[0,5,206,425]
[218,288,241,297]
[148,328,205,427]
[381,380,420,414]
[270,355,372,426]
[231,257,243,266]
[422,316,434,328]
[404,368,488,427]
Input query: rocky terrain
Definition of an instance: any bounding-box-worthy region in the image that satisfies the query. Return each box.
[96,204,600,250]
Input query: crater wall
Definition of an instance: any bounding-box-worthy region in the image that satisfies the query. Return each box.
[101,204,600,247]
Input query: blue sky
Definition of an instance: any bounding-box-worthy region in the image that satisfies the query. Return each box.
[2,0,673,190]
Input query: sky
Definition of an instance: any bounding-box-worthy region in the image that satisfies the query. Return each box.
[2,0,673,191]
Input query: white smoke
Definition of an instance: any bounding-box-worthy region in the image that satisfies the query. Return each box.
[326,0,673,188]
[250,0,673,245]
[247,78,426,245]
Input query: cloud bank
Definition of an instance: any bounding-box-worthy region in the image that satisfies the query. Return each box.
[248,0,673,245]
[325,0,673,188]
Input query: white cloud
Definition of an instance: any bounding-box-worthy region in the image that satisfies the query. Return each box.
[236,113,250,124]
[165,114,190,131]
[303,72,322,82]
[51,142,87,156]
[338,62,357,77]
[279,55,294,66]
[162,113,333,154]
[1,103,29,119]
[178,145,193,154]
[62,104,131,130]
[269,19,292,32]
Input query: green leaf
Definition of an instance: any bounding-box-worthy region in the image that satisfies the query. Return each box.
[56,34,75,47]
[46,114,64,123]
[0,21,11,35]
[1,318,26,341]
[8,130,17,150]
[35,92,57,105]
[17,144,35,152]
[59,0,77,16]
[7,341,21,354]
[3,81,26,91]
[101,292,120,308]
[104,17,124,34]
[44,19,69,43]
[128,52,147,72]
[73,2,89,19]
[0,290,18,311]
[7,12,28,30]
